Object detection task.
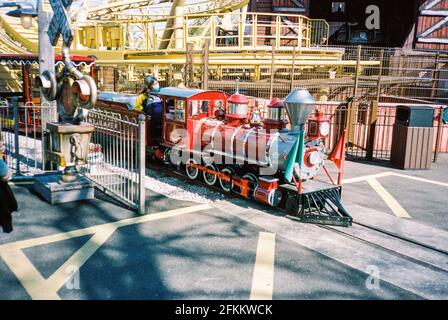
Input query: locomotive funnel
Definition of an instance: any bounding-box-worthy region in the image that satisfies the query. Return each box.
[284,89,315,133]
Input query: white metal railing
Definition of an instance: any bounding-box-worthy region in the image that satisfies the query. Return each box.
[0,99,57,176]
[82,108,146,214]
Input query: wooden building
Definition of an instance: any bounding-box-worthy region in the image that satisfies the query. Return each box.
[249,0,425,48]
[413,0,448,50]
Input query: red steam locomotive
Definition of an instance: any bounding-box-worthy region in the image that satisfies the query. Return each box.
[97,84,352,227]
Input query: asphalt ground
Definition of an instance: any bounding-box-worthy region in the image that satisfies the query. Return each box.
[0,185,424,300]
[340,154,448,231]
[0,155,447,300]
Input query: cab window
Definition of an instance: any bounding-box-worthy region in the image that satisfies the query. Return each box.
[214,100,224,110]
[200,101,209,113]
[189,100,200,117]
[189,100,210,117]
[173,100,186,122]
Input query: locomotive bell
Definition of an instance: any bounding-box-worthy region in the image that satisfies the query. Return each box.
[284,89,315,133]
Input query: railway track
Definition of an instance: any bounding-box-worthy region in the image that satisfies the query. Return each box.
[147,160,448,275]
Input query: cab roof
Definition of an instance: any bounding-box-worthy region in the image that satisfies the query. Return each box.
[151,87,221,99]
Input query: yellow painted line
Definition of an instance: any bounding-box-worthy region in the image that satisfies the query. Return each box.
[45,225,118,293]
[342,172,393,184]
[0,203,212,300]
[0,248,61,300]
[0,203,212,251]
[250,232,276,300]
[366,178,411,219]
[390,173,448,188]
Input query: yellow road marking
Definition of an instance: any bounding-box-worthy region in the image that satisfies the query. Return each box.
[366,178,411,219]
[1,248,60,300]
[45,225,118,293]
[342,172,393,184]
[0,203,212,300]
[0,203,212,251]
[250,232,276,300]
[391,173,448,188]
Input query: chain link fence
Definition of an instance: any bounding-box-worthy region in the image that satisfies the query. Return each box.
[94,44,448,161]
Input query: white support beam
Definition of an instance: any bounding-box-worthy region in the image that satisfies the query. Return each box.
[422,0,442,10]
[421,10,448,16]
[419,15,448,37]
[418,37,448,44]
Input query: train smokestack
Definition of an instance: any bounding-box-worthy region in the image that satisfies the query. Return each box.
[284,88,315,133]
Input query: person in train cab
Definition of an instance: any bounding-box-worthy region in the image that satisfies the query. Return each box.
[134,75,164,139]
[134,75,161,112]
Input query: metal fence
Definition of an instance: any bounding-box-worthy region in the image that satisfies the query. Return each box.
[0,98,57,176]
[314,100,447,161]
[94,43,448,161]
[82,108,146,214]
[1,98,146,214]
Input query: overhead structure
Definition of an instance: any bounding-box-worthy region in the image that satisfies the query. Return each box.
[0,0,382,98]
[86,0,249,21]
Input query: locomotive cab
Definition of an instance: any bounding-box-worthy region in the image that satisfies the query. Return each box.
[148,87,230,150]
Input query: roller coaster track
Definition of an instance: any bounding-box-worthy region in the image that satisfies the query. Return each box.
[0,8,38,53]
[87,0,249,20]
[0,0,249,54]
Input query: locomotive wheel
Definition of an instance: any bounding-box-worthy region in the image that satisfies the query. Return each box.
[219,167,235,192]
[285,196,301,215]
[163,148,171,165]
[185,158,199,180]
[242,173,259,198]
[203,163,218,186]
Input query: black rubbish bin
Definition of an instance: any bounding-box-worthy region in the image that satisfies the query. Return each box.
[391,105,435,169]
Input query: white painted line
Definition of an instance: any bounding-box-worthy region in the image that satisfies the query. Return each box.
[250,232,276,300]
[366,178,411,219]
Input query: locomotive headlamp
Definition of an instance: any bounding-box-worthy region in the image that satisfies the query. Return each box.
[319,121,330,137]
[307,110,330,139]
